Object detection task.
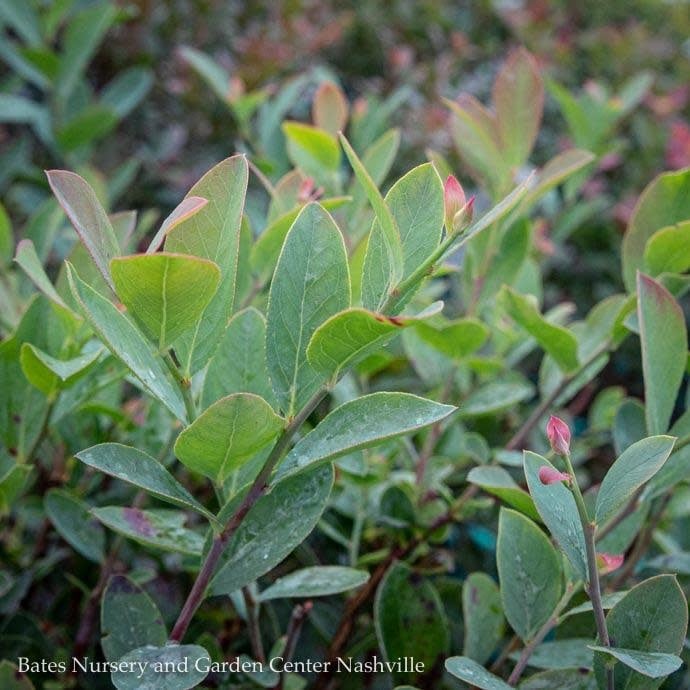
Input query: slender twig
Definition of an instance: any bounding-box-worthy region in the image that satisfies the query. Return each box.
[276,602,312,690]
[313,509,460,690]
[242,586,266,663]
[489,635,520,675]
[170,388,326,642]
[505,343,609,452]
[562,451,614,690]
[507,584,577,685]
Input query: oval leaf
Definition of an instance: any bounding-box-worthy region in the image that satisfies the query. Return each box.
[497,508,563,641]
[75,443,216,524]
[47,170,120,291]
[202,307,276,409]
[258,566,369,601]
[524,451,588,582]
[375,563,450,684]
[637,273,687,435]
[210,464,333,596]
[101,575,167,662]
[445,656,512,690]
[110,253,220,350]
[594,435,675,526]
[593,574,688,690]
[66,263,187,422]
[111,644,209,690]
[275,392,456,482]
[92,507,204,556]
[174,393,284,484]
[165,155,248,374]
[266,202,350,416]
[462,572,505,665]
[44,488,105,563]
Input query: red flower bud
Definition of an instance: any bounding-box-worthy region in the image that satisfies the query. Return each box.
[444,175,466,232]
[538,466,571,485]
[597,553,624,574]
[546,415,571,456]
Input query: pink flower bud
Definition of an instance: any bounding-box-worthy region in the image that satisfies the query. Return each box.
[444,175,466,231]
[452,194,475,231]
[546,415,571,456]
[597,553,624,574]
[538,466,571,485]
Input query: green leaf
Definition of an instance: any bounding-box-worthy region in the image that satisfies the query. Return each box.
[497,508,563,641]
[518,669,597,690]
[44,489,105,563]
[524,451,588,582]
[340,133,404,286]
[0,0,41,46]
[283,121,341,176]
[258,566,369,601]
[250,197,350,283]
[643,221,690,276]
[347,127,400,219]
[14,239,69,309]
[445,656,512,690]
[445,95,507,198]
[593,575,688,690]
[66,263,187,422]
[75,443,216,524]
[0,202,11,268]
[0,660,34,689]
[56,104,119,152]
[467,466,540,521]
[146,197,208,254]
[20,344,102,396]
[461,379,535,417]
[501,287,579,372]
[202,308,276,409]
[47,171,120,291]
[462,572,505,665]
[375,563,450,684]
[613,398,647,455]
[165,155,248,374]
[110,253,220,351]
[622,168,690,291]
[266,202,350,416]
[111,644,210,690]
[493,48,544,167]
[179,46,229,102]
[210,465,333,596]
[414,318,489,359]
[174,393,284,483]
[522,149,596,209]
[313,81,348,135]
[92,507,204,556]
[362,163,444,310]
[101,67,154,119]
[637,273,687,435]
[306,302,442,382]
[594,436,675,526]
[512,638,594,670]
[589,647,682,679]
[55,2,117,104]
[101,575,167,662]
[275,392,455,482]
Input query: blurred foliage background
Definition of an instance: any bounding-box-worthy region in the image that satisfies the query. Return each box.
[3,0,690,396]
